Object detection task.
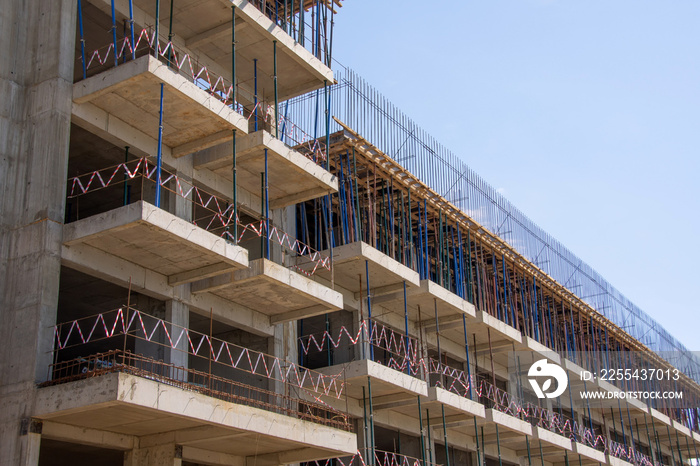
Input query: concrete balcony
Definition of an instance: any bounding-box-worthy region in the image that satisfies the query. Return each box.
[194,130,338,208]
[191,258,343,324]
[425,386,485,428]
[297,241,420,296]
[63,201,249,286]
[320,359,428,414]
[35,371,356,463]
[73,55,249,157]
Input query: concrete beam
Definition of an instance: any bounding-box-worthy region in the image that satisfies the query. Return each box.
[182,446,244,466]
[61,242,274,336]
[41,421,135,450]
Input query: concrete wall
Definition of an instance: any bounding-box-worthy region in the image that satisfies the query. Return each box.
[0,0,76,463]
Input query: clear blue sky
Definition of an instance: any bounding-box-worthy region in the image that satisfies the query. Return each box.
[331,1,700,350]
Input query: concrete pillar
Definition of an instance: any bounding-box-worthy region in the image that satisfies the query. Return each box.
[165,298,190,377]
[0,0,76,463]
[167,170,193,222]
[268,321,297,396]
[18,419,42,466]
[124,444,182,466]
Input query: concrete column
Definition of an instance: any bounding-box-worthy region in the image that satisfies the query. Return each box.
[165,298,190,377]
[124,444,182,466]
[0,0,76,463]
[18,419,42,466]
[268,321,297,396]
[167,170,193,222]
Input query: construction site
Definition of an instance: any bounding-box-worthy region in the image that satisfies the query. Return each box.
[1,1,699,465]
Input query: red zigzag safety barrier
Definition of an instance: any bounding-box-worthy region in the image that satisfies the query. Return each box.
[54,308,344,401]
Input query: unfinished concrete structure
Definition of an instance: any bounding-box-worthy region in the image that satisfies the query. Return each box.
[1,1,699,466]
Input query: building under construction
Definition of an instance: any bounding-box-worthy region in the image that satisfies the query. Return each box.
[1,1,699,465]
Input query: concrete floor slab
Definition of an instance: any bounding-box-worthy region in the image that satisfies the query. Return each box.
[194,130,337,208]
[522,336,561,365]
[191,258,342,323]
[573,442,607,463]
[427,386,485,419]
[63,201,248,282]
[297,241,420,294]
[73,55,248,155]
[411,280,476,320]
[319,359,428,401]
[533,426,572,451]
[474,311,523,344]
[185,0,333,100]
[485,408,533,437]
[607,455,634,466]
[34,372,356,460]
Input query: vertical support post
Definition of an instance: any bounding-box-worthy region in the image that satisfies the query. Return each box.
[368,377,376,466]
[441,404,450,466]
[264,148,270,260]
[418,396,427,466]
[166,0,174,64]
[362,386,369,463]
[408,189,412,268]
[435,298,442,384]
[110,0,119,66]
[123,146,130,206]
[253,58,258,131]
[426,408,433,464]
[77,0,87,79]
[260,172,264,255]
[403,281,410,375]
[231,5,236,104]
[423,199,429,278]
[232,129,237,243]
[154,83,164,208]
[365,260,373,361]
[324,79,330,170]
[273,40,279,138]
[495,423,503,466]
[128,0,135,59]
[353,147,361,241]
[154,0,160,53]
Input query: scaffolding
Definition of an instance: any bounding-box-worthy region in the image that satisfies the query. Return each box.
[285,65,700,384]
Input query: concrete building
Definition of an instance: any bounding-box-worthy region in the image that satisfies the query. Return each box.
[1,1,698,466]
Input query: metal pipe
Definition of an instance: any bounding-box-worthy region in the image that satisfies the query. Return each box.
[128,0,135,60]
[325,79,330,170]
[368,377,376,465]
[403,281,410,375]
[154,0,160,53]
[426,408,433,465]
[264,148,270,260]
[273,40,279,138]
[231,5,236,105]
[110,0,119,66]
[123,146,130,206]
[441,404,450,466]
[232,130,237,243]
[418,396,426,466]
[154,83,164,208]
[77,0,87,79]
[365,260,373,361]
[253,58,258,131]
[167,0,174,65]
